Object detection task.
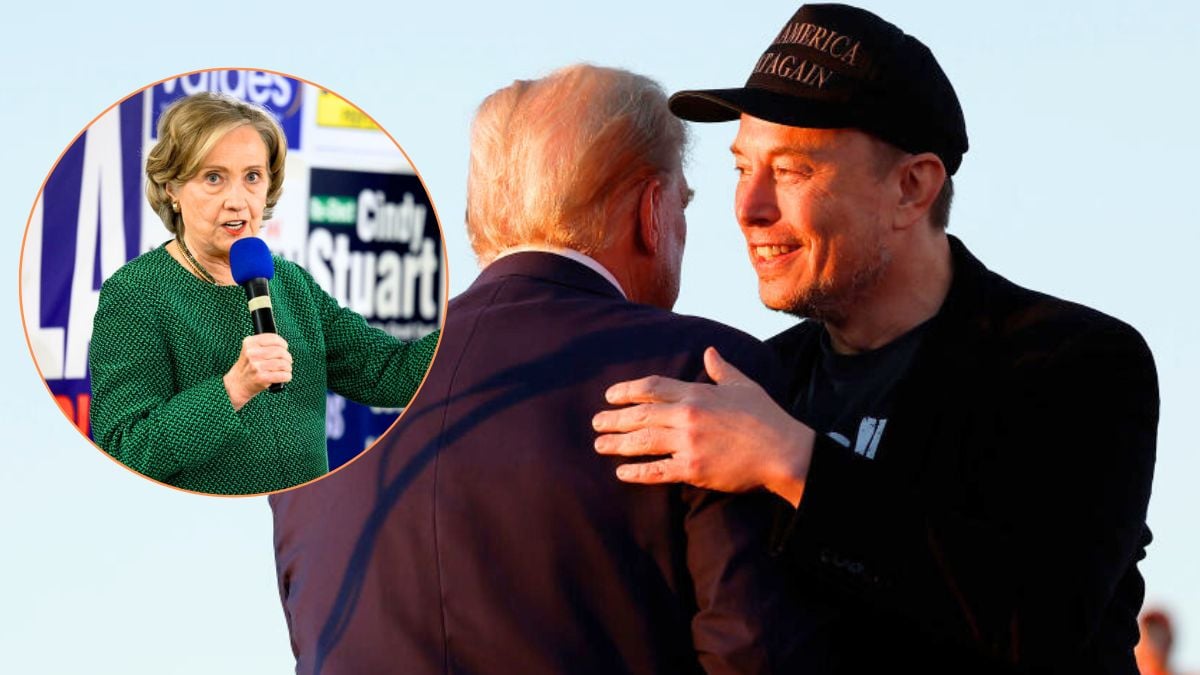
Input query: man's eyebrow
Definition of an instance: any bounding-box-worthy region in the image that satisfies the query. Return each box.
[729,143,825,160]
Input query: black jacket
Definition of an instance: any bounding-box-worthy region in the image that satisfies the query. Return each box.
[769,236,1158,674]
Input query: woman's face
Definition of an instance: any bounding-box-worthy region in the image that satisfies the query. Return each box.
[170,124,270,263]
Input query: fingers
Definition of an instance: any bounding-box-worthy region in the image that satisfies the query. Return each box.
[614,459,679,485]
[592,402,681,433]
[703,346,751,386]
[224,334,293,408]
[252,360,292,385]
[603,350,752,407]
[243,333,288,350]
[594,426,676,457]
[604,374,704,406]
[240,334,292,385]
[242,335,291,363]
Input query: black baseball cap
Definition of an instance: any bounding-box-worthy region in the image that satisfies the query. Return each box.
[669,3,969,175]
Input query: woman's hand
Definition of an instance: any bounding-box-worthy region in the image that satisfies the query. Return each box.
[223,334,293,411]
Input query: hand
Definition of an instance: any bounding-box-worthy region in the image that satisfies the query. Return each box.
[223,334,293,411]
[592,347,813,506]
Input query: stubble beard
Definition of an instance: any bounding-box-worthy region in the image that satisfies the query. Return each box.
[769,240,892,325]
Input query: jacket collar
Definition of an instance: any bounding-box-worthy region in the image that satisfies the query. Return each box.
[935,234,994,341]
[875,235,998,473]
[471,250,628,302]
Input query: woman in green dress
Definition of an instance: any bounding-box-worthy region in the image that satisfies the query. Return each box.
[89,92,439,495]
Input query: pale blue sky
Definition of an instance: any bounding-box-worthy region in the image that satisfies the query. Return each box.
[3,1,1197,672]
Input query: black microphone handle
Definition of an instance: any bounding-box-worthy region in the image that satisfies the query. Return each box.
[250,307,278,335]
[242,278,284,394]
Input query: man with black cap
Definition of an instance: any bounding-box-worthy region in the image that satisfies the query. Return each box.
[593,4,1158,672]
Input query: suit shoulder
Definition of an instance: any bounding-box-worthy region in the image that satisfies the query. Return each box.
[630,308,785,389]
[959,272,1158,412]
[612,305,771,360]
[766,319,820,362]
[981,268,1152,364]
[656,310,767,352]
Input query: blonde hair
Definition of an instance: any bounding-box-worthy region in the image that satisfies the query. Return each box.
[145,92,287,235]
[466,64,687,264]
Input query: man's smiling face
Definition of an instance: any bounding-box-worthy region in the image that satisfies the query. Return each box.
[732,115,899,323]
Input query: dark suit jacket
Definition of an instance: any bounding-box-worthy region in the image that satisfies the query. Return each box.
[769,236,1158,674]
[270,252,812,675]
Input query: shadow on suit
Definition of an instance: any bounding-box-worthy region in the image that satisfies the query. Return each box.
[271,252,829,674]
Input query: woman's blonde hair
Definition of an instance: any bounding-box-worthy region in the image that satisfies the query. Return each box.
[145,91,287,235]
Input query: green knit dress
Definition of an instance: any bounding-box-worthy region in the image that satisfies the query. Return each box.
[89,246,440,495]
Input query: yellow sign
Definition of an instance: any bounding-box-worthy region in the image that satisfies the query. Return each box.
[316,92,379,130]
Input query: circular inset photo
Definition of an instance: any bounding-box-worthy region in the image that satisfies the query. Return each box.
[19,68,446,496]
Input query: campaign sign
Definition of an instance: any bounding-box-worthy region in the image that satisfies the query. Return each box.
[150,71,303,150]
[23,94,145,437]
[307,167,442,469]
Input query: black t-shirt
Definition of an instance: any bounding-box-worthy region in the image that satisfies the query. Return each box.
[792,321,929,461]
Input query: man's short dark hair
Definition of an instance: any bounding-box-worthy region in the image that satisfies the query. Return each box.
[931,177,953,230]
[872,138,953,230]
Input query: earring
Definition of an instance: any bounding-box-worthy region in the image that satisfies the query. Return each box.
[172,201,180,213]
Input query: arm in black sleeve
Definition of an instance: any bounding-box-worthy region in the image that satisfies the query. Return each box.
[687,336,835,673]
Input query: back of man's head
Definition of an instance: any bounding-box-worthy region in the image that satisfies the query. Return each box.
[467,64,686,265]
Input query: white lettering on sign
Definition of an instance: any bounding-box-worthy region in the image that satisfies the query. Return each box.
[161,71,294,108]
[356,189,428,252]
[63,111,128,380]
[307,229,439,321]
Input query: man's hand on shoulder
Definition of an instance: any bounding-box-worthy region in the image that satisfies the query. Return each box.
[593,346,813,506]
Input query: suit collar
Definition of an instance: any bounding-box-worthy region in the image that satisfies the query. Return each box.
[874,235,996,472]
[473,251,628,301]
[936,235,992,337]
[494,246,626,298]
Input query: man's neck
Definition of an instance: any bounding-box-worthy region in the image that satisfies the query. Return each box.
[825,234,953,354]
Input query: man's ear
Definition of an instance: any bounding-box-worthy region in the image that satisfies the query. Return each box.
[636,177,662,255]
[894,153,946,230]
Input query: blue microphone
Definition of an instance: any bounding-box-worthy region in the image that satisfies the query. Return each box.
[230,237,283,393]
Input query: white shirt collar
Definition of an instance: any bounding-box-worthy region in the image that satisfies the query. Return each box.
[492,245,627,299]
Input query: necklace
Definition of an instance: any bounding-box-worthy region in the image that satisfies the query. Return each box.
[176,236,218,285]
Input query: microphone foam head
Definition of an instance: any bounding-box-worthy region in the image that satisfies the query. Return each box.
[230,237,275,284]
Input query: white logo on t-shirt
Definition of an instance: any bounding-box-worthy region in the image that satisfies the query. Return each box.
[826,416,887,460]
